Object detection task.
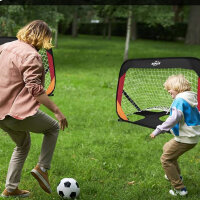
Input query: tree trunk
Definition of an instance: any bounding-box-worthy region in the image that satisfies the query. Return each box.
[54,23,58,48]
[131,16,137,41]
[185,6,200,45]
[102,23,106,38]
[173,5,183,23]
[72,8,78,37]
[54,6,58,48]
[124,7,132,61]
[107,19,112,40]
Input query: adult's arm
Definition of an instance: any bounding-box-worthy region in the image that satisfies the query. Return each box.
[35,93,68,131]
[22,54,67,131]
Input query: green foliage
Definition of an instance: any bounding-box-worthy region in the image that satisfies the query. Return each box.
[1,35,200,199]
[23,6,64,29]
[94,5,120,20]
[0,5,24,36]
[60,5,177,29]
[181,6,191,23]
[0,5,64,36]
[113,5,130,18]
[130,5,174,27]
[58,5,93,34]
[94,5,175,28]
[0,5,192,39]
[7,5,24,18]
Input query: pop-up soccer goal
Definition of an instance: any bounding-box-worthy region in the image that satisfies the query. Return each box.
[116,57,200,129]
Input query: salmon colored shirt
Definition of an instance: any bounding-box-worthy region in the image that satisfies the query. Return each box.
[0,40,45,120]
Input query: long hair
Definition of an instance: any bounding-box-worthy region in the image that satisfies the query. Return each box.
[16,20,53,50]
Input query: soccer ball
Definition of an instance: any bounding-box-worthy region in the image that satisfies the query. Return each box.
[57,178,80,199]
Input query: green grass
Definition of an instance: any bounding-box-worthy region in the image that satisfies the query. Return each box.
[1,35,200,199]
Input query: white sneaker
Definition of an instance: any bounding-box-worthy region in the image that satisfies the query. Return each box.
[169,188,188,196]
[164,174,183,181]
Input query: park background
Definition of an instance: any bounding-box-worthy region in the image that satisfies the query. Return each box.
[1,5,200,200]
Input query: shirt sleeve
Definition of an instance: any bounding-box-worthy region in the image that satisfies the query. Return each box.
[21,54,45,97]
[152,107,183,136]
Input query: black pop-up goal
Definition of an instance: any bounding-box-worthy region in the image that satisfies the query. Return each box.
[116,57,200,129]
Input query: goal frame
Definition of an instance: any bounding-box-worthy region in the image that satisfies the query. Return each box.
[116,57,200,129]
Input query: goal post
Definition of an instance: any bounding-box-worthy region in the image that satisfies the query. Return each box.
[38,48,56,96]
[116,57,200,129]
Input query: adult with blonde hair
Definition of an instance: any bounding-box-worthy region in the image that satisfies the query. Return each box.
[150,74,200,196]
[0,20,67,198]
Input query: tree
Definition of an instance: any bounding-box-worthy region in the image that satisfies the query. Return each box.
[94,5,119,39]
[185,6,200,45]
[23,5,64,47]
[58,6,93,38]
[131,16,137,41]
[173,5,184,23]
[59,6,80,38]
[0,5,64,47]
[72,6,78,37]
[135,5,174,28]
[0,5,24,36]
[124,6,132,61]
[121,5,175,61]
[50,6,64,47]
[57,6,75,35]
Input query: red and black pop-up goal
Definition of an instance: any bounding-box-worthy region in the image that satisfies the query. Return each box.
[116,57,200,129]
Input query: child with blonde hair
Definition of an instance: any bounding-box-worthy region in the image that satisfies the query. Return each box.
[150,74,200,196]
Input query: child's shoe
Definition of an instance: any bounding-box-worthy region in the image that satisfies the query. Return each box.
[1,188,30,198]
[169,187,188,196]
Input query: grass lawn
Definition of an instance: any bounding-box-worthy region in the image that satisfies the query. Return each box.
[1,35,200,199]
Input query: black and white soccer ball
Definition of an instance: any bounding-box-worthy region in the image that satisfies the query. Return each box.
[57,178,80,199]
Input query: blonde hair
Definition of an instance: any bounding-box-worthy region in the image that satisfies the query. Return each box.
[17,20,53,50]
[164,74,191,93]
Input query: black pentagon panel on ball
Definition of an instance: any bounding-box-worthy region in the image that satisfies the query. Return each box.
[76,182,80,188]
[59,191,64,197]
[64,181,71,187]
[70,192,76,198]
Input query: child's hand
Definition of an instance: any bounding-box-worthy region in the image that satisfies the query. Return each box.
[150,133,156,139]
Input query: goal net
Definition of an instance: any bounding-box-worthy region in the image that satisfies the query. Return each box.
[116,57,200,129]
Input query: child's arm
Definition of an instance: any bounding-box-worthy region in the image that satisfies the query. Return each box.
[150,107,183,138]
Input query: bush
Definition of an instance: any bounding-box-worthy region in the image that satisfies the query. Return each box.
[60,22,187,41]
[137,23,187,41]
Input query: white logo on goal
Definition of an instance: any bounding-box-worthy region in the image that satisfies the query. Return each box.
[151,60,161,66]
